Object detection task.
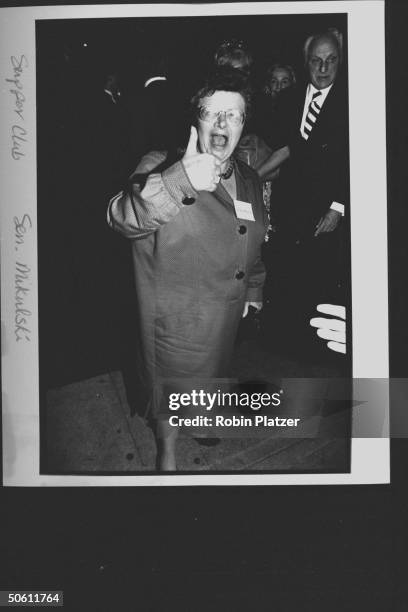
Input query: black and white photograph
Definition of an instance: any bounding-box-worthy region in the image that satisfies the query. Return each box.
[1,2,389,485]
[4,2,408,610]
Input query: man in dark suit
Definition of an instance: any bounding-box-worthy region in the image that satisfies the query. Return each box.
[264,28,349,362]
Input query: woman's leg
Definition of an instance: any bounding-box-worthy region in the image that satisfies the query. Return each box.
[156,419,178,471]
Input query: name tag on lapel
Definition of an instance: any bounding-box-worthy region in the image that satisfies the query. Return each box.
[233,199,255,221]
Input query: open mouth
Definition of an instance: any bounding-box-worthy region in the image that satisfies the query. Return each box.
[210,133,228,148]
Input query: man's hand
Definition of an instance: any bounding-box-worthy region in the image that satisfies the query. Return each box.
[182,126,221,192]
[314,209,341,237]
[242,301,263,318]
[310,303,346,354]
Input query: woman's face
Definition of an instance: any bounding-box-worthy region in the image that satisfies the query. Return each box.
[268,67,293,97]
[197,90,246,164]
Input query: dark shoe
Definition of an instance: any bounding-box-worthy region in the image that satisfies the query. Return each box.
[194,438,220,447]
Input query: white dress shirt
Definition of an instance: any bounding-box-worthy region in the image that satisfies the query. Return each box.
[300,83,333,134]
[103,89,121,104]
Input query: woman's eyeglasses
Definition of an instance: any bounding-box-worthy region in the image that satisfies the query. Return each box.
[197,107,245,126]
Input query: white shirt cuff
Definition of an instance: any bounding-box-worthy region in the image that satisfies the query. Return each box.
[330,201,344,216]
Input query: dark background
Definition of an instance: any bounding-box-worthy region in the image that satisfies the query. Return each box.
[36,11,348,389]
[36,13,346,80]
[2,1,407,610]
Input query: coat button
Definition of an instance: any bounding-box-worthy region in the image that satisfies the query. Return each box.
[238,225,247,234]
[235,271,245,280]
[182,196,196,205]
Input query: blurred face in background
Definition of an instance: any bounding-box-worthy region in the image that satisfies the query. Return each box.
[308,36,340,89]
[229,57,250,72]
[215,42,252,75]
[216,53,251,75]
[267,67,294,98]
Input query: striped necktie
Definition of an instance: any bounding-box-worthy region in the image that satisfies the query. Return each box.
[301,91,322,140]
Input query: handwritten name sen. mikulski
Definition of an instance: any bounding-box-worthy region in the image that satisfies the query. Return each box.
[6,55,29,160]
[14,214,33,342]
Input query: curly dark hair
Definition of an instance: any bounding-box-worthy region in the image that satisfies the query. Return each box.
[214,39,253,74]
[190,67,252,122]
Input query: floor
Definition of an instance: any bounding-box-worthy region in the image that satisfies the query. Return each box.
[44,339,350,474]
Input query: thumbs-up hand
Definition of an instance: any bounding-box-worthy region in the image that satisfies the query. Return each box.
[182,126,221,192]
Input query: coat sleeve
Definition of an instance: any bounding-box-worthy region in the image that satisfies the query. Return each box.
[245,252,266,303]
[107,152,198,239]
[331,126,349,213]
[245,174,268,303]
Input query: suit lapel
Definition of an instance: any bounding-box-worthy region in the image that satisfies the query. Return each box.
[309,86,333,138]
[307,82,342,143]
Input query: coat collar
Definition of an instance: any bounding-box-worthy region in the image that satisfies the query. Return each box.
[214,157,250,206]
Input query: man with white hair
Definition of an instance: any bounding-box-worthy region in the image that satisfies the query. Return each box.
[268,28,349,361]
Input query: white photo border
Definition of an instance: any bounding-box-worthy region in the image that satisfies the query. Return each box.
[0,1,389,486]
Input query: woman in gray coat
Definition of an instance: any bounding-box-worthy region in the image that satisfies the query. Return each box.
[108,69,268,470]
